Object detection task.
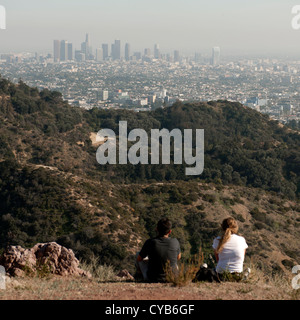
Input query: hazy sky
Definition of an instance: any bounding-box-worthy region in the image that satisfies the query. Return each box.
[1,0,300,57]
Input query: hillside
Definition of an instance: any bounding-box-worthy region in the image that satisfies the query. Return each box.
[0,75,299,277]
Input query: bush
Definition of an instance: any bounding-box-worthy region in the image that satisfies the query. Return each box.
[164,250,204,287]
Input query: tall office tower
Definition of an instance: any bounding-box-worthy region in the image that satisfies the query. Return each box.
[60,40,68,61]
[53,40,61,62]
[102,44,109,60]
[212,46,220,66]
[174,50,180,63]
[96,48,103,61]
[81,41,87,55]
[85,33,90,45]
[125,43,130,61]
[68,43,73,60]
[81,33,92,59]
[114,40,121,60]
[154,44,160,59]
[144,48,151,57]
[111,43,115,59]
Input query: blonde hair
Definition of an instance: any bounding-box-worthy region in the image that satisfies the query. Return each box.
[216,217,238,254]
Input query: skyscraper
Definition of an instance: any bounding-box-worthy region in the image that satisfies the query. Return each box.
[212,47,220,66]
[60,40,68,61]
[114,40,121,60]
[174,50,180,63]
[111,43,115,59]
[125,43,130,61]
[81,33,92,60]
[154,44,160,59]
[68,43,73,60]
[102,44,109,60]
[96,48,103,61]
[53,40,60,62]
[144,48,151,57]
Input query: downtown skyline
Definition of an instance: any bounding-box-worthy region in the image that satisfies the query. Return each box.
[0,0,300,57]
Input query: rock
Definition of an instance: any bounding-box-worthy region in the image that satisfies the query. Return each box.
[0,242,91,278]
[116,269,134,281]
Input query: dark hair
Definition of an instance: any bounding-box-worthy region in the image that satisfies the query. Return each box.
[157,218,172,236]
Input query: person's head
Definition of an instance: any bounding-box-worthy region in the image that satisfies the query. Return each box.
[156,218,172,237]
[216,217,238,254]
[221,217,238,234]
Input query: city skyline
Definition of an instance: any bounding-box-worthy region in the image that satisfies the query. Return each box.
[52,34,220,63]
[0,0,300,57]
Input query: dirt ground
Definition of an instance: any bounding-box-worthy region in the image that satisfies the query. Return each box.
[0,276,298,300]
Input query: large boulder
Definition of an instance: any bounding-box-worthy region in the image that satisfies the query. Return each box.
[0,242,91,278]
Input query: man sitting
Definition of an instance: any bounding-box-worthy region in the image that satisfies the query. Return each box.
[136,218,181,282]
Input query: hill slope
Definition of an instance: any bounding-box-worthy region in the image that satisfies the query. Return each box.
[0,76,299,275]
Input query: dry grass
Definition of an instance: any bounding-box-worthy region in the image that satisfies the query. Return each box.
[164,250,204,287]
[0,255,299,300]
[79,254,116,282]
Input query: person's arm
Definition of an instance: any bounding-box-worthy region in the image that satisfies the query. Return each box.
[137,239,150,262]
[214,250,219,262]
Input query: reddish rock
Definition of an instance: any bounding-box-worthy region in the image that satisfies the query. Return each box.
[0,242,91,278]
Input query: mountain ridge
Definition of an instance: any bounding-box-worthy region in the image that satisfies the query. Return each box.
[0,76,299,275]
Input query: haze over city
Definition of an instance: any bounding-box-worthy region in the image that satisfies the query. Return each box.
[1,0,300,57]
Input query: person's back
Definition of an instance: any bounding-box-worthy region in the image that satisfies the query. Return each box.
[213,234,247,273]
[141,236,180,282]
[212,217,248,274]
[137,218,181,282]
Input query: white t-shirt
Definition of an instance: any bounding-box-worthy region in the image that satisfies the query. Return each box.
[212,234,248,273]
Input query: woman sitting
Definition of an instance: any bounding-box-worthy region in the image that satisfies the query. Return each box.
[193,217,249,282]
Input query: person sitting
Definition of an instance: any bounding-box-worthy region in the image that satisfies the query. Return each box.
[136,218,181,283]
[193,217,249,282]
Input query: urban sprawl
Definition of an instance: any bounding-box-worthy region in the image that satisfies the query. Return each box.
[1,34,300,124]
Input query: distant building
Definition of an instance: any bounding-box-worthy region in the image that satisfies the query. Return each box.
[174,50,180,63]
[68,43,73,60]
[111,44,115,59]
[53,40,60,62]
[154,44,160,59]
[99,90,109,101]
[144,48,151,57]
[138,98,148,106]
[212,47,220,66]
[60,40,68,61]
[148,95,156,104]
[194,52,202,63]
[81,33,92,60]
[75,50,85,62]
[102,44,109,60]
[113,40,121,60]
[133,52,141,60]
[96,48,103,61]
[125,43,130,61]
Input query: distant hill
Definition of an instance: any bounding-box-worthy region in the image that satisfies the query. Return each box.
[0,75,299,274]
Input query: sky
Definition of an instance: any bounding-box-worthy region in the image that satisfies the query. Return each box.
[0,0,300,57]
